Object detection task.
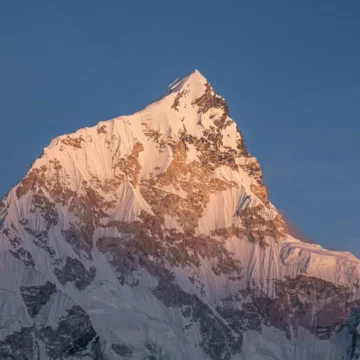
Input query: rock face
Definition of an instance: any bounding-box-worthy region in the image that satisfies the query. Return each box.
[0,69,360,359]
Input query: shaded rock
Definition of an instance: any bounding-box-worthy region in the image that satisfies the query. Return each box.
[153,270,242,360]
[62,223,93,260]
[54,257,96,290]
[9,247,35,267]
[112,343,133,358]
[20,281,57,318]
[40,304,104,359]
[0,326,38,360]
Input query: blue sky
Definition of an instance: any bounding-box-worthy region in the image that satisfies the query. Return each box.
[0,1,359,255]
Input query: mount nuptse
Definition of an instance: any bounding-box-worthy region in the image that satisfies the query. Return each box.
[1,70,360,360]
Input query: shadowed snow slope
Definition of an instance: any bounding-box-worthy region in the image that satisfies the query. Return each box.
[1,70,360,360]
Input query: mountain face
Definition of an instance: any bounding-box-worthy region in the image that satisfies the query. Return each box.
[1,70,360,360]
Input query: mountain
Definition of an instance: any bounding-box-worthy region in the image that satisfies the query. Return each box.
[1,69,360,360]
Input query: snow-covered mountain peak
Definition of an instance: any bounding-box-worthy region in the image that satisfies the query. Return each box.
[169,69,207,94]
[1,70,360,360]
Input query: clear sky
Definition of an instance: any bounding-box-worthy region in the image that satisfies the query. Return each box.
[0,1,359,256]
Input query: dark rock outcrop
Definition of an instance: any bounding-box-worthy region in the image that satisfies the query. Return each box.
[20,281,57,318]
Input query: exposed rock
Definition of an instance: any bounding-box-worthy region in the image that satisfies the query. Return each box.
[62,223,93,260]
[24,227,56,256]
[235,125,250,157]
[112,343,133,357]
[54,257,96,290]
[9,247,35,267]
[64,184,117,258]
[352,328,360,359]
[217,276,360,343]
[16,166,48,199]
[142,126,167,152]
[270,275,360,340]
[40,304,103,359]
[60,135,85,149]
[115,142,144,187]
[192,82,229,117]
[0,199,5,211]
[142,139,238,234]
[89,175,123,195]
[2,226,36,267]
[47,159,74,206]
[0,203,7,230]
[99,210,242,284]
[236,204,287,245]
[30,193,59,229]
[20,281,57,318]
[0,326,38,360]
[153,271,242,360]
[97,125,107,135]
[171,89,189,111]
[144,341,171,360]
[250,183,269,205]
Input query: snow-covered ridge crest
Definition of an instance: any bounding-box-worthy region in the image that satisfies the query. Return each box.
[1,69,360,360]
[169,69,207,93]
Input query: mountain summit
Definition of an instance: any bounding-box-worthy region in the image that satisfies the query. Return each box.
[169,69,207,92]
[1,71,360,360]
